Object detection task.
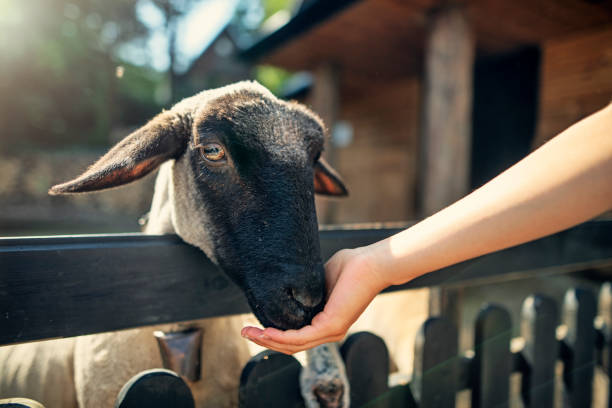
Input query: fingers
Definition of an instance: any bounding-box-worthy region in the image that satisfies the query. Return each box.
[240,309,348,354]
[265,310,339,342]
[241,325,344,354]
[241,310,346,345]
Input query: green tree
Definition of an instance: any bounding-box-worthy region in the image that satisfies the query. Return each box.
[232,0,298,95]
[147,0,201,102]
[0,0,159,151]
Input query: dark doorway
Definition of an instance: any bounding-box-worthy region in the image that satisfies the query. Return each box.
[470,46,541,189]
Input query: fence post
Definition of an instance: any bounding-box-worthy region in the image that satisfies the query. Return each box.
[472,304,512,408]
[520,294,558,407]
[341,332,390,407]
[239,350,303,408]
[598,282,612,408]
[561,287,596,407]
[411,317,459,408]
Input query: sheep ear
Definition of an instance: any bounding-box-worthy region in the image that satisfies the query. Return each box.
[49,112,188,195]
[314,158,348,196]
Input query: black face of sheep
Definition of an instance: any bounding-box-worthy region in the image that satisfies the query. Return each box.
[49,82,347,330]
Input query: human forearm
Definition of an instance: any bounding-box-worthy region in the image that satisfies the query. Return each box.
[370,103,612,286]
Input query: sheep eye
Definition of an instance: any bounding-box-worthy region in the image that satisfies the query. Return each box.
[198,143,226,162]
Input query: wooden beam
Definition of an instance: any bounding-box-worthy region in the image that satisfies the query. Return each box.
[309,64,340,133]
[419,5,475,323]
[1,221,611,347]
[309,63,341,224]
[419,5,474,215]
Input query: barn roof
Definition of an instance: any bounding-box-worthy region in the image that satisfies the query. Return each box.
[240,0,612,96]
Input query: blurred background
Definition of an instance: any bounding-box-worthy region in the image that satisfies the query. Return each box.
[1,0,611,237]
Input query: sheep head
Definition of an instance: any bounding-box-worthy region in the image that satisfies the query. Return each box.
[49,81,347,330]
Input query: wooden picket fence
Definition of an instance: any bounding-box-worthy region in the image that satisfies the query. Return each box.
[1,222,610,406]
[239,283,612,408]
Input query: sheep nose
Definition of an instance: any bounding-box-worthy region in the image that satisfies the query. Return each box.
[290,287,323,308]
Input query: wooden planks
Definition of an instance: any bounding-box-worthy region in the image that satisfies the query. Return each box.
[561,288,597,407]
[535,26,612,147]
[334,77,420,223]
[237,282,612,407]
[310,63,341,224]
[402,220,612,289]
[599,283,612,408]
[420,5,474,327]
[520,295,559,407]
[0,234,250,346]
[239,332,402,408]
[419,5,474,216]
[239,351,303,408]
[0,221,611,346]
[341,332,390,407]
[244,0,612,102]
[472,305,513,408]
[412,317,459,407]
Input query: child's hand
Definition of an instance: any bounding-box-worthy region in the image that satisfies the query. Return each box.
[241,247,388,354]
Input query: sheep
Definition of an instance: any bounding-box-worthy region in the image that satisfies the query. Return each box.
[0,81,350,408]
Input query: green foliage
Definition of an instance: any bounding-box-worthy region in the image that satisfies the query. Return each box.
[254,65,292,96]
[262,0,296,20]
[115,64,168,125]
[0,0,156,151]
[0,0,300,152]
[233,0,298,35]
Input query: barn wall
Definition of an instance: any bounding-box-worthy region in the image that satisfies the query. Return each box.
[317,78,420,224]
[315,26,612,224]
[535,26,612,148]
[0,151,155,235]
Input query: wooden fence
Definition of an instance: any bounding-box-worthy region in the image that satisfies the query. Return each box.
[1,220,611,407]
[2,220,610,346]
[240,283,612,407]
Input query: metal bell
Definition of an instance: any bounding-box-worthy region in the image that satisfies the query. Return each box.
[154,328,203,382]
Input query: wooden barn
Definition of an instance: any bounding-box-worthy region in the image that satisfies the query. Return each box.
[239,0,612,224]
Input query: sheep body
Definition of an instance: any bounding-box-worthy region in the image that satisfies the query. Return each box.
[0,338,77,408]
[0,163,251,408]
[0,319,250,408]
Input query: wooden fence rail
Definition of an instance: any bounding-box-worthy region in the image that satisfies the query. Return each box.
[1,221,611,407]
[240,284,612,407]
[1,220,611,346]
